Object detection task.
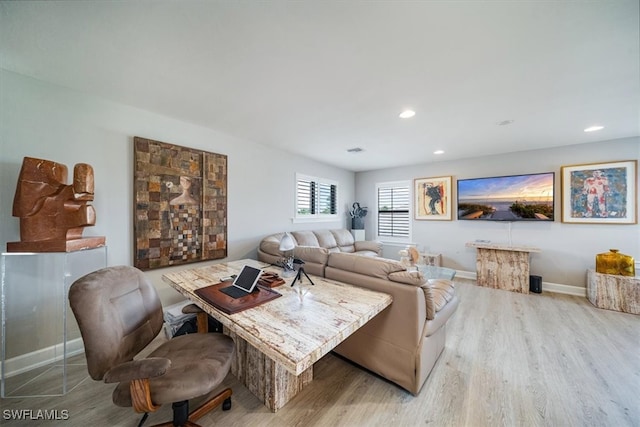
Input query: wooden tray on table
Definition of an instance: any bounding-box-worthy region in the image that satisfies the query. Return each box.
[258,271,286,288]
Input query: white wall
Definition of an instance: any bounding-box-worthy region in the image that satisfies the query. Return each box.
[0,68,638,367]
[355,138,639,289]
[0,69,355,307]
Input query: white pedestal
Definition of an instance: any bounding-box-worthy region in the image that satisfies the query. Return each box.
[1,247,107,397]
[351,229,365,241]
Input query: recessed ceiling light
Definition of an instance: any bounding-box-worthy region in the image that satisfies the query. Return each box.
[434,150,445,155]
[399,110,416,119]
[584,125,604,132]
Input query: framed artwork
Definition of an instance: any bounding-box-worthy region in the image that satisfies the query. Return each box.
[414,176,452,220]
[561,160,637,224]
[133,137,227,270]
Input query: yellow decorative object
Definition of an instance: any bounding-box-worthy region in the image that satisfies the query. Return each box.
[596,249,635,277]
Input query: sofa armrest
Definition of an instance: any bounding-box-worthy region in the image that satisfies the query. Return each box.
[422,279,456,320]
[387,271,455,321]
[354,239,383,256]
[259,239,284,257]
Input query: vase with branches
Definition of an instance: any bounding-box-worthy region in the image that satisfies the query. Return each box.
[349,202,368,230]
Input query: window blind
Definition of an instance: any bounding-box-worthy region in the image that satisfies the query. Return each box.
[296,174,337,218]
[377,185,410,237]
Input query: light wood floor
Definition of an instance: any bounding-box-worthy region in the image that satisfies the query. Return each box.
[2,279,639,426]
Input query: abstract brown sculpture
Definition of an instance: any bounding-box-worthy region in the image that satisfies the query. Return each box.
[7,157,106,252]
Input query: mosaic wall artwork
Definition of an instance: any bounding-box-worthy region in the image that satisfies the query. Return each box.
[134,137,227,270]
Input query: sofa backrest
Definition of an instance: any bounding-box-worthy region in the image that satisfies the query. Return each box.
[328,251,404,279]
[290,229,356,252]
[290,230,319,247]
[327,252,453,322]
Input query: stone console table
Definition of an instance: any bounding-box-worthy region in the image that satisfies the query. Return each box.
[587,269,639,315]
[466,242,541,294]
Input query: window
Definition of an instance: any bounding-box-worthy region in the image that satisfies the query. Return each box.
[295,174,338,220]
[377,181,410,240]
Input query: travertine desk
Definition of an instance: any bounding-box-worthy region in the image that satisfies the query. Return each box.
[162,259,392,411]
[587,269,640,315]
[466,242,541,294]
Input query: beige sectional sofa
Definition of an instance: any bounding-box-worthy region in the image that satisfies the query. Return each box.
[257,230,458,394]
[257,229,382,276]
[326,253,459,395]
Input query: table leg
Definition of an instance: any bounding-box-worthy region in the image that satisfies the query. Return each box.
[475,248,530,293]
[225,329,313,412]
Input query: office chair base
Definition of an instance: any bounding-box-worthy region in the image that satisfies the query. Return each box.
[148,387,233,427]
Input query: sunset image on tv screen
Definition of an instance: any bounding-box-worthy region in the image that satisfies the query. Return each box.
[457,172,554,221]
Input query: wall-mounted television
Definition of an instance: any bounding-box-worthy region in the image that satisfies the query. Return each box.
[457,172,554,221]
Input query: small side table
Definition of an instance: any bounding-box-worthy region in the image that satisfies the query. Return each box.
[421,252,442,267]
[419,265,456,281]
[587,269,639,315]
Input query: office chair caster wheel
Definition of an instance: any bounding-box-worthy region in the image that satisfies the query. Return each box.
[222,397,232,411]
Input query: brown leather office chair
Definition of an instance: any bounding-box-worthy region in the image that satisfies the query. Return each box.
[69,266,235,427]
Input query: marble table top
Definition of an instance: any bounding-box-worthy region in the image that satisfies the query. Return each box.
[162,259,392,376]
[465,241,541,253]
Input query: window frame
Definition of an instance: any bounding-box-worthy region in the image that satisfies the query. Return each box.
[294,173,339,222]
[375,180,412,242]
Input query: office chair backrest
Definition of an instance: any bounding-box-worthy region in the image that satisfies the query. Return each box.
[69,266,164,381]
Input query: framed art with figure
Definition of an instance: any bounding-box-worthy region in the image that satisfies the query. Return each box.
[561,160,637,224]
[414,176,452,220]
[133,137,228,270]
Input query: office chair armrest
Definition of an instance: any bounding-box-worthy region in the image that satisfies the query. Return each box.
[103,357,171,383]
[181,303,203,314]
[182,303,209,333]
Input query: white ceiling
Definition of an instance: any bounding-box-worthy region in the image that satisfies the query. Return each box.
[1,1,638,172]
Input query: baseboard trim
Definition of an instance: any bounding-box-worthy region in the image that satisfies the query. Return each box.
[541,281,587,297]
[453,270,586,297]
[1,338,85,378]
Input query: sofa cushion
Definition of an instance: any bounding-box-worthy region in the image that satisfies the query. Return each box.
[331,229,356,252]
[291,230,319,247]
[328,252,404,280]
[422,279,455,320]
[313,229,339,249]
